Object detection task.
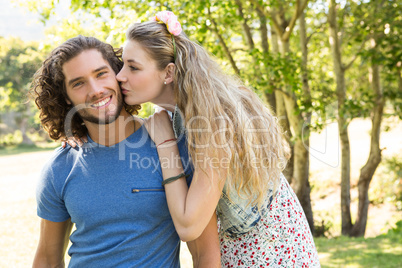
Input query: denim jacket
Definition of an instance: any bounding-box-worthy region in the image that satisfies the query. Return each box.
[172,106,277,238]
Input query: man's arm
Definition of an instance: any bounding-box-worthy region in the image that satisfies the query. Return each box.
[186,213,221,268]
[33,218,73,268]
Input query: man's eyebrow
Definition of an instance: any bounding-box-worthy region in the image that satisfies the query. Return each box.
[67,65,109,87]
[93,65,109,73]
[67,77,83,87]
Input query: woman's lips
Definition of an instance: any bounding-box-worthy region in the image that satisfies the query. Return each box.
[121,86,129,94]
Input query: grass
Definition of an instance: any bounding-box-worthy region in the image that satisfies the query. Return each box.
[0,142,59,156]
[315,224,402,267]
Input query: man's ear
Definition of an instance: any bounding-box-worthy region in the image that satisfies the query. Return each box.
[164,63,175,84]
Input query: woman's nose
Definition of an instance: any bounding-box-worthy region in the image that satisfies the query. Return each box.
[116,70,125,82]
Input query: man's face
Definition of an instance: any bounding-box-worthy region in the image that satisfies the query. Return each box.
[63,49,123,125]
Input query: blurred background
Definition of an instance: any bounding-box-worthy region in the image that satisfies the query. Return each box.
[0,0,401,267]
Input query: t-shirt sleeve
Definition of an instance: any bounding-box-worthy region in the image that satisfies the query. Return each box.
[36,163,70,222]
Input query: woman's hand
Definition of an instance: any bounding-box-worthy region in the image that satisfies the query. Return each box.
[143,110,176,147]
[61,135,88,148]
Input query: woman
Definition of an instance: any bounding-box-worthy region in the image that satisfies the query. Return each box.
[72,11,320,267]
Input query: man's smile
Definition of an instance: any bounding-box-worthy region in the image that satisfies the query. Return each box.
[90,96,112,109]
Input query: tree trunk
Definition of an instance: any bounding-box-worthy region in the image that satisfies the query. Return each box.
[270,23,280,55]
[254,0,313,231]
[283,95,314,233]
[269,20,294,182]
[277,34,293,182]
[351,38,385,237]
[298,10,314,234]
[280,35,314,233]
[299,11,311,102]
[20,116,34,145]
[235,0,254,50]
[280,16,314,232]
[18,106,34,146]
[338,112,352,235]
[256,7,276,111]
[328,0,353,235]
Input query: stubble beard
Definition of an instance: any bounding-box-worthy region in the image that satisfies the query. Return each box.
[79,93,124,125]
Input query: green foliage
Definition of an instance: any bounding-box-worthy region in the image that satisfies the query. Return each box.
[136,102,155,119]
[0,130,23,147]
[0,37,42,112]
[313,212,334,238]
[357,0,402,120]
[383,220,402,241]
[370,155,402,210]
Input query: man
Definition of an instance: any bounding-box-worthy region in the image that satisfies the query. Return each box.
[31,35,220,267]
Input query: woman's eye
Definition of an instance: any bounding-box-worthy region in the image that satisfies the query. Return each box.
[129,66,138,71]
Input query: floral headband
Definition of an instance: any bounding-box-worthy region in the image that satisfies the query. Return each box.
[152,11,182,61]
[153,11,182,35]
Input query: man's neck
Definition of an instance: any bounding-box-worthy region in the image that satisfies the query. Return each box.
[84,110,136,147]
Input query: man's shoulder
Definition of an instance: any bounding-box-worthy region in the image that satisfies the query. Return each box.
[51,144,81,160]
[42,145,82,173]
[36,145,83,198]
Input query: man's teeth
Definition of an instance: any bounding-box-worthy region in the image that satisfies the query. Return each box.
[92,97,111,107]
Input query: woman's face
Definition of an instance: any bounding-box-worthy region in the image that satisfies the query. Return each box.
[116,40,173,106]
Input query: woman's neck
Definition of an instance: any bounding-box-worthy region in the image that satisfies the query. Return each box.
[153,85,176,112]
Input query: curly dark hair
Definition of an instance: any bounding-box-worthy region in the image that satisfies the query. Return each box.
[30,35,141,141]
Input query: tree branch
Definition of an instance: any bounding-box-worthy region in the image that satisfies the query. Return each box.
[306,14,327,44]
[343,35,369,71]
[283,0,309,41]
[250,0,283,36]
[207,8,240,75]
[306,31,325,44]
[274,87,292,99]
[282,0,300,41]
[256,5,269,54]
[235,0,255,50]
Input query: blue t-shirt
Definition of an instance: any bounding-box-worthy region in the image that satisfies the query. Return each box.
[36,124,192,267]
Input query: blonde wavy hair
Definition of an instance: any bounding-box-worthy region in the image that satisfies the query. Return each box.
[127,21,290,206]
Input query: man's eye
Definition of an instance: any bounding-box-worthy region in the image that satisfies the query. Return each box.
[73,81,83,88]
[97,71,107,77]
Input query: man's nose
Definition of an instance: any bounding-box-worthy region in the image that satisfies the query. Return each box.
[88,79,104,97]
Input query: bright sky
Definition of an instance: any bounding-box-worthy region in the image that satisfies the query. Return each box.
[0,0,44,41]
[0,0,69,41]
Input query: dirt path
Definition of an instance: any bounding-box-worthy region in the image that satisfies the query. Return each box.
[0,151,54,267]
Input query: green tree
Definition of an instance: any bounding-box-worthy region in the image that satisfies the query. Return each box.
[327,0,401,237]
[0,37,43,144]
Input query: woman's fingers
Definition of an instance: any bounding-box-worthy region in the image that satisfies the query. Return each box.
[61,135,87,148]
[144,111,176,145]
[74,135,84,147]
